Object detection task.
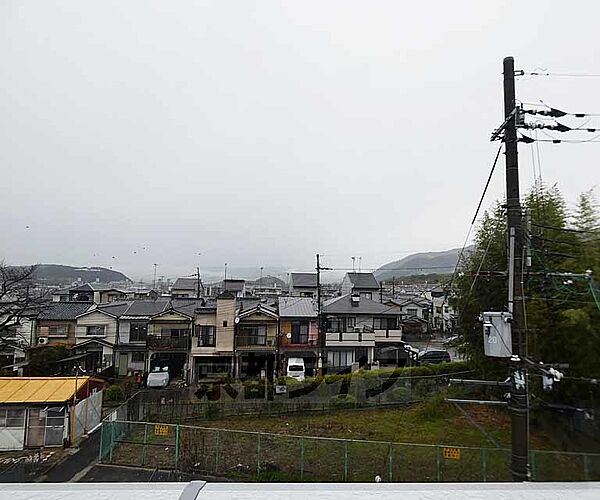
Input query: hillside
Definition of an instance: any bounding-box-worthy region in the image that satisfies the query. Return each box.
[374,247,471,281]
[31,264,131,284]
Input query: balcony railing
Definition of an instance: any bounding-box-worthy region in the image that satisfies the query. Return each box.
[147,335,190,350]
[325,331,376,345]
[236,335,276,348]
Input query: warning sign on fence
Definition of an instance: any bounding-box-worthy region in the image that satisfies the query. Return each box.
[442,447,461,460]
[154,424,169,436]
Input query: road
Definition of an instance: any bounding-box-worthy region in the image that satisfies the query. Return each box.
[39,430,101,482]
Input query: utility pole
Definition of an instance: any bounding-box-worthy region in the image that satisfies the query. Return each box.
[392,277,396,297]
[196,266,201,299]
[153,263,157,290]
[503,56,529,482]
[316,254,326,376]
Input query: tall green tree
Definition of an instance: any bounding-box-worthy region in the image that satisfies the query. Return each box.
[452,184,600,381]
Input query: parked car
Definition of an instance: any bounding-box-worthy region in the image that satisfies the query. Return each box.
[443,335,460,347]
[147,366,170,388]
[287,357,306,381]
[418,349,451,365]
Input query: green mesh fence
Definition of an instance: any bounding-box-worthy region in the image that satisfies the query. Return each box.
[99,419,600,482]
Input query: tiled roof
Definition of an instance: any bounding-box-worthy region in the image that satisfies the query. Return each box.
[38,302,93,321]
[346,273,380,289]
[171,278,198,291]
[323,294,401,315]
[278,297,317,318]
[290,273,317,288]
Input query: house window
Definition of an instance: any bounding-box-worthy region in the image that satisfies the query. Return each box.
[327,350,354,368]
[291,321,309,344]
[444,306,449,313]
[222,320,228,328]
[161,328,189,338]
[361,292,372,300]
[48,325,68,337]
[346,317,356,329]
[326,318,343,333]
[238,326,266,346]
[0,408,25,428]
[436,307,442,314]
[131,352,145,363]
[196,325,216,347]
[406,308,418,317]
[373,317,398,330]
[86,325,105,336]
[129,322,148,342]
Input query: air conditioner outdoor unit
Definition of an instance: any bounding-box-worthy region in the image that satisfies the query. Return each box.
[37,337,49,345]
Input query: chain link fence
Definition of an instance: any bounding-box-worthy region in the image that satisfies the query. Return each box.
[99,419,600,482]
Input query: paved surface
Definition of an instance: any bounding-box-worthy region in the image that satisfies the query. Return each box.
[40,430,101,482]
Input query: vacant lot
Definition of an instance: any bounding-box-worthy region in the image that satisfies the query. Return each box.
[106,398,597,482]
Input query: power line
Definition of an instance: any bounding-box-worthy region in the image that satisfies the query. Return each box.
[519,71,600,79]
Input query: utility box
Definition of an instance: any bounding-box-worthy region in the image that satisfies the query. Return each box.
[481,311,513,358]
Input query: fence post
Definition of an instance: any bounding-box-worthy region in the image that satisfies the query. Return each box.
[481,448,487,482]
[300,437,305,480]
[584,454,590,481]
[344,441,348,482]
[387,443,393,482]
[215,430,221,473]
[436,446,441,482]
[109,421,114,463]
[98,422,104,463]
[256,433,261,477]
[175,424,180,470]
[141,423,148,466]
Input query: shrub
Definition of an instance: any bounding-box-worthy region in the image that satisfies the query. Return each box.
[330,394,356,406]
[104,384,124,403]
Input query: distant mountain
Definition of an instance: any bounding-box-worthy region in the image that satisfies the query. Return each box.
[374,247,472,282]
[247,276,287,288]
[31,264,131,285]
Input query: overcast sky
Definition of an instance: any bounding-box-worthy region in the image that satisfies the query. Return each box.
[1,1,599,282]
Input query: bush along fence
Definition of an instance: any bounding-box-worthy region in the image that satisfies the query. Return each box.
[98,419,600,482]
[110,367,477,425]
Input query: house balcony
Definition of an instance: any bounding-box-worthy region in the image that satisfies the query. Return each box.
[147,335,190,350]
[374,329,404,342]
[325,331,375,347]
[235,335,277,350]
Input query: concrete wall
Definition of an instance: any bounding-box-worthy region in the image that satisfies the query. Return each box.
[216,297,235,352]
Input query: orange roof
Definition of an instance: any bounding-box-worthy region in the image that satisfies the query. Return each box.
[0,377,95,404]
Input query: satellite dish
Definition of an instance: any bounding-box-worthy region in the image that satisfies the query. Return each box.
[286,332,292,339]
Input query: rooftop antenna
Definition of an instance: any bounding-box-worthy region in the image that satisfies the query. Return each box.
[352,256,356,272]
[153,264,158,289]
[358,257,362,273]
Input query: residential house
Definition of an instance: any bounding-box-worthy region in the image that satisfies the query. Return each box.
[114,300,171,377]
[289,273,318,298]
[323,294,402,372]
[388,295,431,336]
[36,302,93,348]
[188,293,235,381]
[0,377,104,451]
[170,278,201,299]
[234,299,278,379]
[278,297,319,376]
[145,304,194,379]
[340,273,380,300]
[73,302,127,373]
[223,279,246,298]
[68,283,127,304]
[425,287,455,333]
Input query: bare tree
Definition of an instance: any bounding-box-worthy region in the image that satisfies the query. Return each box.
[0,263,48,346]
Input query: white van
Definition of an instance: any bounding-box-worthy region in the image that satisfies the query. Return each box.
[147,366,170,388]
[286,357,306,381]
